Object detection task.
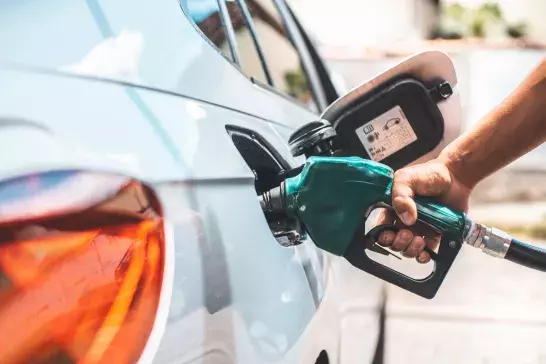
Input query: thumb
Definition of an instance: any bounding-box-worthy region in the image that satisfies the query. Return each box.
[391,163,452,226]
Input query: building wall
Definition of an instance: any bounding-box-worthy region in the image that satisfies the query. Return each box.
[289,0,436,47]
[500,0,546,42]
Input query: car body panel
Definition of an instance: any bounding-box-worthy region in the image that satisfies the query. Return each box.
[0,67,351,363]
[0,0,387,362]
[0,0,318,130]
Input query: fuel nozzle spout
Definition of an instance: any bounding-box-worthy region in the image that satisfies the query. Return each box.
[259,118,337,214]
[258,183,285,213]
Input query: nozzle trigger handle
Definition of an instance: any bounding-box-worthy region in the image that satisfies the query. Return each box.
[343,198,466,299]
[366,225,438,260]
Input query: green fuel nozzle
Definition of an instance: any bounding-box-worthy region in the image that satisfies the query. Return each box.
[261,155,546,299]
[260,155,470,299]
[261,120,546,299]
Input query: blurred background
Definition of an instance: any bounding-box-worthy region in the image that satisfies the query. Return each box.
[287,1,546,363]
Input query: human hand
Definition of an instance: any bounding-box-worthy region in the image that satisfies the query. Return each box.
[376,157,472,263]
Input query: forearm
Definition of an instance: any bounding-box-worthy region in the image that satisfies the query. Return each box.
[440,59,546,188]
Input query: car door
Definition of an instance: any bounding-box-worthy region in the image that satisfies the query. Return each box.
[236,2,388,363]
[0,0,382,362]
[183,1,385,363]
[181,1,353,363]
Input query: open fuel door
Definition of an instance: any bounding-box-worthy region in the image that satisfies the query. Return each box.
[277,51,465,299]
[320,50,462,170]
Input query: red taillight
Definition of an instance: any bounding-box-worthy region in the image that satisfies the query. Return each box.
[0,173,164,364]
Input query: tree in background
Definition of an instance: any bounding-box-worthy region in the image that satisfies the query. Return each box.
[470,2,502,37]
[433,1,529,40]
[284,66,312,104]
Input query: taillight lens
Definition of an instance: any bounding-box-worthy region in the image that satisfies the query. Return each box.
[0,171,164,363]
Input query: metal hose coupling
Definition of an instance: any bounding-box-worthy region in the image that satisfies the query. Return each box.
[463,219,512,258]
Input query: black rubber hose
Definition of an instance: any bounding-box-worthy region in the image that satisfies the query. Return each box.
[505,238,546,272]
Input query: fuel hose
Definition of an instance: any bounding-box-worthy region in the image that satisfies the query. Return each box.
[260,186,546,273]
[465,220,546,272]
[504,238,546,272]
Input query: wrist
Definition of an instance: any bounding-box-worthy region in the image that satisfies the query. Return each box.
[437,144,476,190]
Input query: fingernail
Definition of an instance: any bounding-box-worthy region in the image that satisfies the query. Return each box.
[401,212,413,225]
[417,253,428,263]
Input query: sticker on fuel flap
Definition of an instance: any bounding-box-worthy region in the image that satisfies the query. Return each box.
[355,105,418,161]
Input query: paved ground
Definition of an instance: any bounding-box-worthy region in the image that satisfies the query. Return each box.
[325,49,546,363]
[383,216,546,363]
[336,192,546,363]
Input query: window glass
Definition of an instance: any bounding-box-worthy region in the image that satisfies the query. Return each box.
[186,0,234,61]
[242,0,317,110]
[223,0,269,85]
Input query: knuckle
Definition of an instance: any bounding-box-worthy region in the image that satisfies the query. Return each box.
[430,173,448,190]
[378,232,389,246]
[399,229,413,243]
[394,169,412,182]
[378,231,395,246]
[385,232,396,244]
[404,238,424,258]
[415,165,452,195]
[392,196,411,212]
[392,231,412,251]
[410,238,425,253]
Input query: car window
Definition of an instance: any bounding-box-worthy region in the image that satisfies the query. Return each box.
[222,0,270,85]
[184,0,318,112]
[185,0,234,62]
[239,0,318,111]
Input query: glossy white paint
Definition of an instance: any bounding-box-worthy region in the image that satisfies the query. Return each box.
[0,0,466,363]
[0,68,341,362]
[0,0,318,130]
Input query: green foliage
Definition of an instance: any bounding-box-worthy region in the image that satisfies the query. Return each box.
[446,3,466,21]
[435,1,529,39]
[470,17,485,37]
[506,22,528,38]
[431,27,463,40]
[484,222,546,240]
[478,2,503,20]
[469,2,503,37]
[284,67,310,101]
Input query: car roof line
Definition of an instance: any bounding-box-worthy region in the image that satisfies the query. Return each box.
[0,62,293,130]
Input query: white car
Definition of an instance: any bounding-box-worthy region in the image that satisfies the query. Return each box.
[0,0,462,363]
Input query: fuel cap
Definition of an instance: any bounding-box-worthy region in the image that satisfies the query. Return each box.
[288,119,337,158]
